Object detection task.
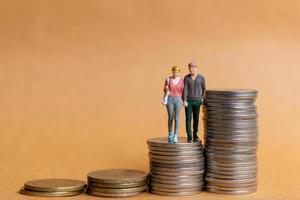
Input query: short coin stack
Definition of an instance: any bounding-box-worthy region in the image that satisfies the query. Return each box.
[86,169,148,197]
[147,137,205,196]
[203,89,258,194]
[20,178,86,197]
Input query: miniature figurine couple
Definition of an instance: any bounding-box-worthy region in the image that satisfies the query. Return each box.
[162,62,206,144]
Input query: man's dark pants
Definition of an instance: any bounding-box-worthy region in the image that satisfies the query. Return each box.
[185,99,202,141]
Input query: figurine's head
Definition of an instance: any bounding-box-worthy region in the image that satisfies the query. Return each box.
[172,65,180,77]
[188,62,197,75]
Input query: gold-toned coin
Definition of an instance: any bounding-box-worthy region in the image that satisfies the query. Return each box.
[88,180,146,189]
[150,188,202,196]
[87,188,144,197]
[87,169,147,184]
[23,178,86,192]
[20,187,83,197]
[87,185,147,194]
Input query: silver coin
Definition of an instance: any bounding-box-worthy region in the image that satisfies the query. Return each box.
[149,150,202,156]
[206,184,256,191]
[147,137,202,148]
[150,169,204,176]
[206,164,257,171]
[149,189,202,196]
[205,129,258,135]
[87,169,147,184]
[204,144,257,151]
[206,89,257,95]
[206,161,257,167]
[88,180,146,189]
[204,99,256,104]
[205,185,256,194]
[204,118,257,124]
[150,177,203,185]
[206,172,256,180]
[206,133,258,139]
[149,157,204,164]
[150,161,204,168]
[206,168,257,175]
[149,181,203,189]
[205,148,257,155]
[205,126,258,132]
[148,145,203,152]
[205,176,256,184]
[86,189,144,197]
[206,180,257,187]
[149,153,203,161]
[150,185,203,193]
[150,165,204,172]
[86,185,147,194]
[205,95,257,100]
[149,173,203,181]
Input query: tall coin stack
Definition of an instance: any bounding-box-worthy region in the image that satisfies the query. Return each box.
[147,137,205,196]
[203,89,258,195]
[86,169,148,197]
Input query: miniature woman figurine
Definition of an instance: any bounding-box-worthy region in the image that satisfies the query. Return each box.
[162,66,184,143]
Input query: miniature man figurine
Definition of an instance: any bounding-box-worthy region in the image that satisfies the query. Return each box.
[162,66,184,144]
[183,62,206,143]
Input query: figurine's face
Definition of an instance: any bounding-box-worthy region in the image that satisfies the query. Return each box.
[172,70,180,77]
[188,66,197,75]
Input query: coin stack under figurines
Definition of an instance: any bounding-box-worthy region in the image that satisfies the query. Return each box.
[20,178,86,197]
[86,169,148,197]
[203,89,258,195]
[147,137,205,196]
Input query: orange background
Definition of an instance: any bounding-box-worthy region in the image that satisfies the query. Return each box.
[1,0,300,199]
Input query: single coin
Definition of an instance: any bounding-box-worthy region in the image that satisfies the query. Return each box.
[87,185,147,194]
[206,164,257,171]
[149,173,203,181]
[147,137,202,147]
[87,169,147,184]
[20,187,83,197]
[206,168,257,175]
[86,188,143,197]
[150,177,203,185]
[148,145,203,152]
[150,161,204,168]
[149,157,204,164]
[206,180,257,187]
[205,173,256,180]
[206,183,256,190]
[150,169,204,176]
[88,180,146,189]
[150,189,202,196]
[23,178,86,192]
[205,176,257,184]
[205,186,256,195]
[150,185,203,193]
[206,89,258,95]
[150,165,204,172]
[206,160,257,167]
[149,153,203,161]
[149,150,203,156]
[150,182,203,189]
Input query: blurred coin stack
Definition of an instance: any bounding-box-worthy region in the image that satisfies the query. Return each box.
[203,89,258,194]
[86,169,148,197]
[20,178,86,197]
[147,137,205,196]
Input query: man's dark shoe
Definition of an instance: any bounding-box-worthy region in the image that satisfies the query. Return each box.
[187,139,192,143]
[193,138,199,142]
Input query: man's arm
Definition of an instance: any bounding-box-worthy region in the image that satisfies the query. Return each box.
[202,76,206,100]
[183,76,188,101]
